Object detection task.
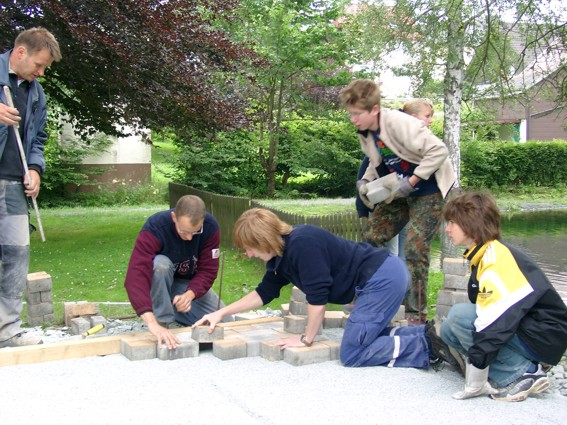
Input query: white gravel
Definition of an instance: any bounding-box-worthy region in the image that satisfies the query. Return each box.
[1,327,566,425]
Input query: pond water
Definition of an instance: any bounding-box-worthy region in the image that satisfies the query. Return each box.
[430,209,567,298]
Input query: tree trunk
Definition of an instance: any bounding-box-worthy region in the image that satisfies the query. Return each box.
[441,1,465,262]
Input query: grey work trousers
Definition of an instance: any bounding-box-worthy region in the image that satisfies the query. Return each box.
[0,180,30,342]
[150,254,233,326]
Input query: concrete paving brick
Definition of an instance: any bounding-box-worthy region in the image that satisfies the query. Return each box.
[233,330,281,357]
[25,291,41,305]
[64,301,99,326]
[27,302,53,317]
[323,311,345,328]
[392,305,405,321]
[192,325,224,342]
[283,314,307,334]
[27,313,55,326]
[26,272,52,292]
[272,328,295,338]
[443,274,469,291]
[121,339,156,361]
[280,303,289,316]
[231,325,258,333]
[40,291,52,303]
[289,300,308,315]
[251,321,284,331]
[222,329,240,339]
[70,317,91,335]
[213,338,247,360]
[158,339,199,360]
[442,257,469,276]
[260,340,284,361]
[437,289,470,306]
[284,343,331,366]
[319,339,341,361]
[291,286,307,303]
[435,304,451,319]
[87,315,108,334]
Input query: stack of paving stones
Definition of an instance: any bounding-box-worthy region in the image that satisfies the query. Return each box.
[64,301,108,336]
[25,272,55,326]
[435,257,470,319]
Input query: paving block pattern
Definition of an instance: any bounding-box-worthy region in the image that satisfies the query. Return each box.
[284,314,307,334]
[25,272,54,326]
[289,300,308,316]
[284,343,331,366]
[121,339,156,361]
[319,339,341,361]
[323,311,346,329]
[213,339,247,360]
[260,340,285,361]
[158,339,199,360]
[192,325,224,342]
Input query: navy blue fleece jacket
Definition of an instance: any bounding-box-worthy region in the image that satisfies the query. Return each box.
[255,225,389,306]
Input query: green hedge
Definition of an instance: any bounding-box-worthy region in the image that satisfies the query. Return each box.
[461,140,567,188]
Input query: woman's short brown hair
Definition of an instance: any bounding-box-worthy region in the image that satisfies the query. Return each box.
[443,192,501,245]
[233,208,293,256]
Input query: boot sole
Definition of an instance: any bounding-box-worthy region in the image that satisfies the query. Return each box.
[491,378,550,402]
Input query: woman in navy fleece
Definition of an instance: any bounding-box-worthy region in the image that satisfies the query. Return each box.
[194,208,458,369]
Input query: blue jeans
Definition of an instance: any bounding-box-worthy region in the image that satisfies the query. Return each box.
[0,181,30,342]
[150,255,233,326]
[440,303,534,387]
[340,254,430,368]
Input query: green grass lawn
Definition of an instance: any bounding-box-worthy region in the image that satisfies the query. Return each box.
[28,206,280,324]
[29,205,444,325]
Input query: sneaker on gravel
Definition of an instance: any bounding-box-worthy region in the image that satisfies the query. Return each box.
[0,332,44,348]
[424,319,462,372]
[491,364,550,402]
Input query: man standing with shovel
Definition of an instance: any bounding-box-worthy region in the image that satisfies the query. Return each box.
[0,27,61,348]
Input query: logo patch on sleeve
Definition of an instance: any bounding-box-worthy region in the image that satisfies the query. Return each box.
[212,248,220,259]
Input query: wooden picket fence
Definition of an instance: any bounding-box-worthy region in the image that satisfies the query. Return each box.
[169,182,364,249]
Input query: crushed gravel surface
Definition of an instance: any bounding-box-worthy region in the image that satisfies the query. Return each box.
[1,319,566,425]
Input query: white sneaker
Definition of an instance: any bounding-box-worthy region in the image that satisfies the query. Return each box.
[491,364,550,402]
[0,332,44,348]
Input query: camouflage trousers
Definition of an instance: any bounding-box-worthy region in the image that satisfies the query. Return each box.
[362,192,444,317]
[0,180,30,341]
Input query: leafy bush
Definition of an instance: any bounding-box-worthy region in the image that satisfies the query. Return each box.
[462,139,567,188]
[171,113,361,198]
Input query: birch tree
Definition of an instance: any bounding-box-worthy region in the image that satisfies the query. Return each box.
[344,0,566,185]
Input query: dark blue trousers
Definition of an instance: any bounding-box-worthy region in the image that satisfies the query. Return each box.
[340,254,430,368]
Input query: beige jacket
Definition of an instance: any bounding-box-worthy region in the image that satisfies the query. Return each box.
[359,108,456,198]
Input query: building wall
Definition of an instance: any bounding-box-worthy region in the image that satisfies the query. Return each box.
[60,120,152,192]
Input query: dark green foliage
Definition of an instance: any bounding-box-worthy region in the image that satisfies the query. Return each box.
[172,114,361,198]
[171,129,267,197]
[461,140,567,188]
[0,0,254,136]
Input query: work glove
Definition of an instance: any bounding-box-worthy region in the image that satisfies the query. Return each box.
[384,175,417,204]
[357,179,373,210]
[452,359,499,400]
